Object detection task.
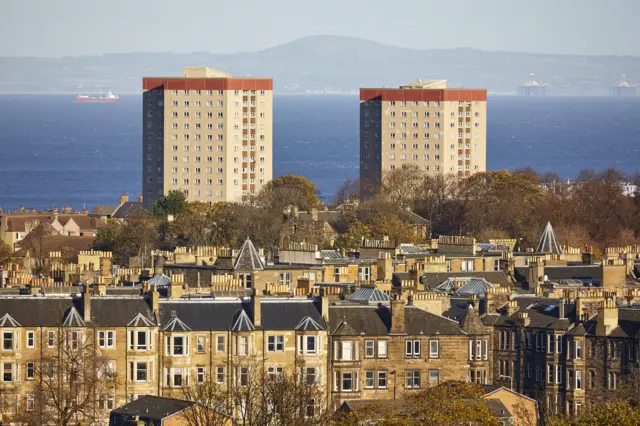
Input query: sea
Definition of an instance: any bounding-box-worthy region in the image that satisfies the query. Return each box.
[0,95,639,211]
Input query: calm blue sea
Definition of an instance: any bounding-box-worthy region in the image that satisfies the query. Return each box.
[0,95,639,211]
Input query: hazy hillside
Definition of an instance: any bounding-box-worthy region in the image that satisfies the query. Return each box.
[0,35,638,95]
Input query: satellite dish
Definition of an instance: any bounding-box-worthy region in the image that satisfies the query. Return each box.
[419,275,427,285]
[543,274,549,282]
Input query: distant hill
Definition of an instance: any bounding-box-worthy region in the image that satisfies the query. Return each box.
[0,35,639,95]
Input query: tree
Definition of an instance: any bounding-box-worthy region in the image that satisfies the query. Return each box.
[13,328,117,426]
[336,382,501,426]
[150,190,188,218]
[178,376,232,426]
[546,401,640,426]
[93,218,160,266]
[380,165,423,207]
[0,241,12,266]
[20,221,55,273]
[333,179,360,206]
[257,174,323,211]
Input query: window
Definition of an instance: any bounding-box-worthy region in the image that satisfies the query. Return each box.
[429,369,440,386]
[576,370,582,390]
[576,340,583,359]
[168,335,188,356]
[166,367,189,387]
[279,272,291,287]
[358,266,371,281]
[406,370,421,388]
[26,394,34,411]
[406,340,420,357]
[378,340,388,358]
[99,331,115,348]
[27,331,35,348]
[589,370,596,389]
[239,336,248,356]
[378,371,387,388]
[2,332,13,350]
[129,330,151,351]
[268,335,284,352]
[130,362,148,382]
[608,372,618,390]
[306,335,317,354]
[267,366,283,380]
[556,364,563,384]
[216,366,225,384]
[556,334,563,354]
[340,341,353,360]
[26,361,34,380]
[461,260,474,272]
[365,370,375,388]
[482,340,488,360]
[342,372,354,391]
[47,331,55,348]
[196,335,206,353]
[365,340,375,358]
[304,367,317,385]
[239,367,250,386]
[429,340,439,358]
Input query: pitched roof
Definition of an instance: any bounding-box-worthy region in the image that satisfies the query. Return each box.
[460,305,488,334]
[163,315,192,332]
[260,300,324,330]
[128,312,157,327]
[329,304,465,336]
[347,287,391,304]
[234,238,264,270]
[147,274,171,287]
[90,205,118,216]
[231,308,255,331]
[536,221,563,254]
[421,271,511,290]
[14,235,95,257]
[0,313,21,327]
[110,395,195,422]
[5,215,54,232]
[295,316,325,331]
[0,297,80,326]
[112,202,145,219]
[62,306,86,327]
[454,278,495,296]
[90,298,154,327]
[159,301,244,331]
[490,298,575,330]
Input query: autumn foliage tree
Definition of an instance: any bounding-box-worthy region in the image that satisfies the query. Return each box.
[335,382,501,426]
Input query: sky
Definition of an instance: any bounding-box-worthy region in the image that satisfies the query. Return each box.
[1,0,638,57]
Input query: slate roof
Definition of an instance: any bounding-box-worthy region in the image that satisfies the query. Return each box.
[0,297,80,326]
[128,312,157,327]
[515,265,602,286]
[15,235,95,256]
[536,222,563,254]
[0,313,21,327]
[347,287,391,304]
[112,202,145,219]
[234,238,264,270]
[420,271,512,290]
[397,244,431,256]
[296,316,325,331]
[163,316,192,332]
[460,305,489,334]
[443,297,475,322]
[90,205,118,216]
[488,298,575,330]
[109,395,195,424]
[329,305,465,336]
[231,309,255,332]
[62,306,86,327]
[159,301,244,331]
[90,298,154,327]
[261,300,324,330]
[147,274,171,287]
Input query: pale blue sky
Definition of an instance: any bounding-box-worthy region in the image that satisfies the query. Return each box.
[1,0,638,57]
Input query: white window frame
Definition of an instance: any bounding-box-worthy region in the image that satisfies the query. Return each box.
[429,340,440,358]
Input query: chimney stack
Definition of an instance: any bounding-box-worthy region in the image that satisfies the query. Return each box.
[310,207,318,221]
[137,194,143,203]
[168,274,184,299]
[390,294,406,334]
[252,288,261,328]
[119,194,129,205]
[18,205,25,213]
[596,298,618,336]
[82,284,91,322]
[320,289,329,322]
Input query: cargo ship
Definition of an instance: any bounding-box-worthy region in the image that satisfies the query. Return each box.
[75,90,119,103]
[610,75,636,97]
